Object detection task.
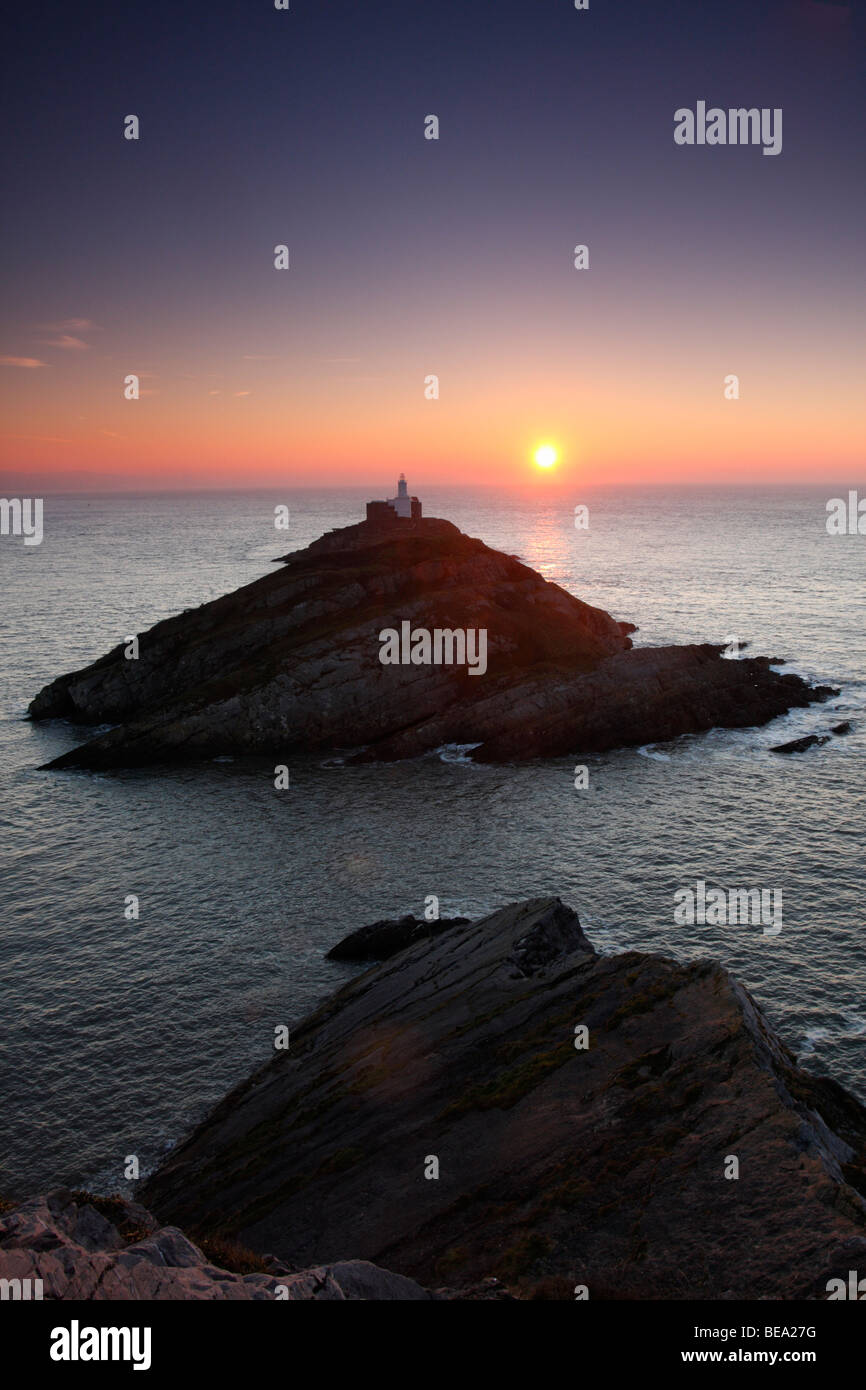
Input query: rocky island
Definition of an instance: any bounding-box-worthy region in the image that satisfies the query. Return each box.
[29,494,834,769]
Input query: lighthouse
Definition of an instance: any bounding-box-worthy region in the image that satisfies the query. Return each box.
[365,475,423,525]
[390,473,412,518]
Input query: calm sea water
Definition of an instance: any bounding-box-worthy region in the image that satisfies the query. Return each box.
[0,485,864,1200]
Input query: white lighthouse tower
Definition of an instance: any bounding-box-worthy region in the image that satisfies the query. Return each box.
[365,474,422,525]
[389,473,412,518]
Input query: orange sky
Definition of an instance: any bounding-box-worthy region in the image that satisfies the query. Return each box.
[2,312,863,489]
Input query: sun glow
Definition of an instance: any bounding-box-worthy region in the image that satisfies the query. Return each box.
[534,444,558,469]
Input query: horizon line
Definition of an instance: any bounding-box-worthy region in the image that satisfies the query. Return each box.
[1,480,865,497]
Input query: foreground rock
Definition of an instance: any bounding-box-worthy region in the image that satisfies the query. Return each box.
[141,898,866,1299]
[326,912,470,961]
[29,515,832,769]
[0,1190,431,1300]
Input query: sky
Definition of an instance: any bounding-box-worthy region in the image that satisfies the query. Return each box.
[0,0,863,490]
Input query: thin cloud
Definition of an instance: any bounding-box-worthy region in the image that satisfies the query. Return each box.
[39,318,100,333]
[241,354,276,361]
[234,390,252,396]
[34,318,100,350]
[38,334,89,350]
[0,356,46,368]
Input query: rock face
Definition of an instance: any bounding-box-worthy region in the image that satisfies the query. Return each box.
[141,898,866,1299]
[0,1190,431,1300]
[29,515,831,769]
[326,913,470,961]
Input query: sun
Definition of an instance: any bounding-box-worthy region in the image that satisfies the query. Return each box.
[534,444,558,469]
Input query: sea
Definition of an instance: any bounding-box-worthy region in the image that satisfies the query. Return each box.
[0,484,863,1199]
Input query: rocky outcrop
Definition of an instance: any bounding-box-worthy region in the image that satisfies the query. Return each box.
[29,515,833,769]
[326,913,470,961]
[772,734,831,754]
[140,898,866,1300]
[0,1190,431,1300]
[771,720,854,754]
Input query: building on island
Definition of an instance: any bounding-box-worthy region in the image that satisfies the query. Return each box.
[366,474,422,525]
